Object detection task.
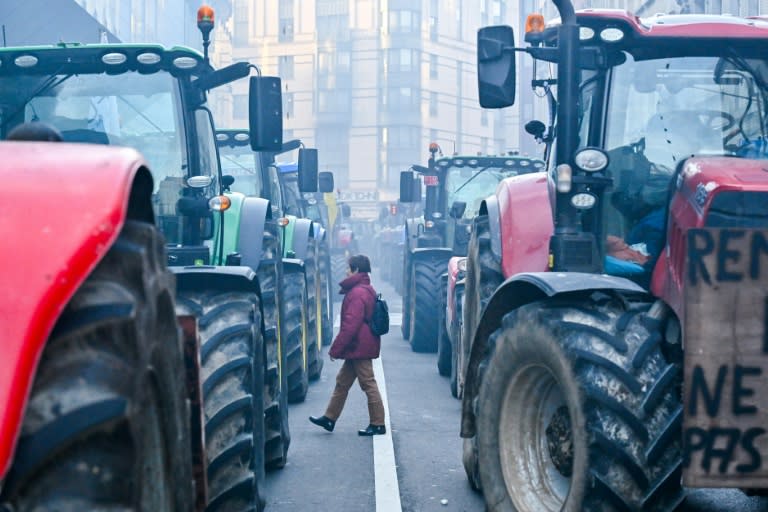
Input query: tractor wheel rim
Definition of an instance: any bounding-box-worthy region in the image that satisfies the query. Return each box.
[499,364,570,511]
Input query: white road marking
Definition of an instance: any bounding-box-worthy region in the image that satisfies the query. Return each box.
[373,355,402,512]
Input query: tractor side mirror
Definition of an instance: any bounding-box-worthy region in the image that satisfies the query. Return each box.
[249,76,283,151]
[449,201,467,219]
[298,148,318,193]
[525,120,546,140]
[400,171,415,203]
[319,171,335,193]
[221,174,235,191]
[477,25,516,108]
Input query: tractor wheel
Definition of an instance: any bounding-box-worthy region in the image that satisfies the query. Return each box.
[0,221,194,511]
[401,252,412,340]
[283,270,310,403]
[409,257,444,353]
[331,251,347,299]
[175,289,266,512]
[256,229,290,471]
[304,250,323,382]
[460,216,503,398]
[318,246,334,346]
[437,279,452,377]
[475,296,684,512]
[449,285,465,399]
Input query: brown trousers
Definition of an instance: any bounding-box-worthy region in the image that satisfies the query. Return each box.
[324,359,385,426]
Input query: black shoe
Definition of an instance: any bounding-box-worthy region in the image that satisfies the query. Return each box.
[358,424,386,436]
[309,415,335,432]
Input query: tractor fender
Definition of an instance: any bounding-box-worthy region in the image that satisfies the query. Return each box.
[291,218,315,261]
[404,218,423,252]
[282,258,306,276]
[172,265,266,333]
[311,221,326,242]
[478,196,502,263]
[238,196,272,271]
[460,271,647,438]
[494,172,553,276]
[0,143,155,480]
[410,247,452,262]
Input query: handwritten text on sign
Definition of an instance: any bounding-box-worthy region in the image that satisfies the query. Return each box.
[684,228,768,487]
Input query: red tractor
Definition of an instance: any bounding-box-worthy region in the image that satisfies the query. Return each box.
[0,142,201,510]
[462,3,768,510]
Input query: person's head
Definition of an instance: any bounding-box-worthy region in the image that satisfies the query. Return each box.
[6,122,63,142]
[347,254,371,274]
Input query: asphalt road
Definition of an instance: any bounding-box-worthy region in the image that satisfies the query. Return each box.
[263,274,768,512]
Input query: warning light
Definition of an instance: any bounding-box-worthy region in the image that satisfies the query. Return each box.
[198,5,215,25]
[525,14,545,34]
[423,175,439,186]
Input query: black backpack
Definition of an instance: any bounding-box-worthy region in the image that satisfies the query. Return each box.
[366,291,390,336]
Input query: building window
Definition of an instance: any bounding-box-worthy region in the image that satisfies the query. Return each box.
[481,137,489,154]
[279,55,294,80]
[337,51,351,73]
[386,125,420,150]
[318,91,350,113]
[283,92,294,120]
[481,109,488,126]
[389,9,420,33]
[234,0,249,45]
[430,129,438,144]
[387,49,416,73]
[383,87,416,109]
[279,0,294,42]
[233,94,248,120]
[430,0,438,41]
[429,92,438,117]
[430,54,438,79]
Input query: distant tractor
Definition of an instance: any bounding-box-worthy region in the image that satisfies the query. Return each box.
[461,3,768,511]
[0,7,290,509]
[0,143,198,511]
[399,144,544,354]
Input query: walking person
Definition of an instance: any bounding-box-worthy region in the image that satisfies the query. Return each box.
[309,254,386,436]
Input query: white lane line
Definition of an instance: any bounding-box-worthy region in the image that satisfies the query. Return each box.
[373,355,402,512]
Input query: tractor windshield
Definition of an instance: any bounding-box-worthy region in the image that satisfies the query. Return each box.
[0,71,194,240]
[605,53,768,170]
[601,52,768,273]
[219,147,264,197]
[445,166,520,219]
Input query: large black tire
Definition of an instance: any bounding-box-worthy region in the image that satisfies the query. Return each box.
[304,247,324,382]
[318,245,334,346]
[437,277,452,376]
[283,270,310,403]
[449,283,465,398]
[461,216,503,399]
[0,221,194,511]
[409,256,445,353]
[401,252,412,340]
[475,296,684,512]
[175,289,266,512]
[256,230,290,471]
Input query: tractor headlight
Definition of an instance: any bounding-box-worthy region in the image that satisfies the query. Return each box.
[571,192,597,210]
[574,148,608,173]
[556,164,572,193]
[209,195,232,211]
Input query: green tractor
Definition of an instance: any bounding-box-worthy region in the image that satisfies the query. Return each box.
[0,7,289,510]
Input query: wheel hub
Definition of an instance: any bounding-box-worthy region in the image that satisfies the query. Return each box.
[545,405,573,477]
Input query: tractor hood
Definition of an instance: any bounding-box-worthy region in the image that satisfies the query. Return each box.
[678,157,768,222]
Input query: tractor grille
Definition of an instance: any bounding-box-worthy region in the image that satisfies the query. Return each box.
[705,191,768,228]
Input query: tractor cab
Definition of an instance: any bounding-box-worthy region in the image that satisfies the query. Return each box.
[480,11,768,289]
[401,144,544,255]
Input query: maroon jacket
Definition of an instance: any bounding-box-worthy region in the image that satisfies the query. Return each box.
[329,272,381,360]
